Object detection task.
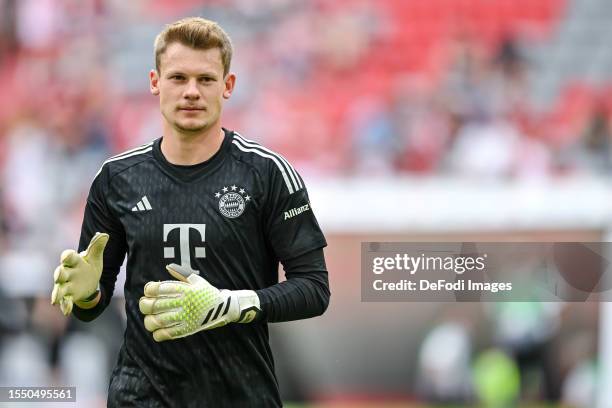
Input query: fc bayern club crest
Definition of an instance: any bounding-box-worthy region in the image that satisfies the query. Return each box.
[214,185,251,218]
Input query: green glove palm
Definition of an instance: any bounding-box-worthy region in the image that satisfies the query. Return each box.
[51,232,109,315]
[139,264,261,342]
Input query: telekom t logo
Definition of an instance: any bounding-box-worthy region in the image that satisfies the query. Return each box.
[163,224,206,275]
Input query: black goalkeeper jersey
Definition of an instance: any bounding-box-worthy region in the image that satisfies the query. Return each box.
[73,128,327,407]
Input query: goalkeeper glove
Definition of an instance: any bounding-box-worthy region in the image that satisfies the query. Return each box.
[51,232,109,315]
[139,263,261,342]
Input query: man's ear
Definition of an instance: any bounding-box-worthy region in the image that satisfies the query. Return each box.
[150,69,160,96]
[223,73,236,99]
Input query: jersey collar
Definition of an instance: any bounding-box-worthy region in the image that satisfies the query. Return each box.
[152,128,233,182]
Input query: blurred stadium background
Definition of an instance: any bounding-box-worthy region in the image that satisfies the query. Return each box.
[1,0,611,406]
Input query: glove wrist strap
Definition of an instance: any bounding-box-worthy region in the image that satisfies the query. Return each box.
[233,290,261,323]
[75,290,101,309]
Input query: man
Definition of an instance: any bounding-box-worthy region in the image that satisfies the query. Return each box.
[51,17,330,407]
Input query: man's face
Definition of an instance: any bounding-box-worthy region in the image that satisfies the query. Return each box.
[150,42,235,134]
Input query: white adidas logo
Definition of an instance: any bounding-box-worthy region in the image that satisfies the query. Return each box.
[132,196,153,212]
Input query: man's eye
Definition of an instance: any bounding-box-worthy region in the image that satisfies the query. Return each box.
[201,77,215,82]
[170,75,184,80]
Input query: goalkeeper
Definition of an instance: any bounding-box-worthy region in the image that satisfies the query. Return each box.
[51,17,329,408]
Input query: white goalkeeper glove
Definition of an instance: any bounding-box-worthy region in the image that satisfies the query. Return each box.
[51,232,109,315]
[139,263,261,342]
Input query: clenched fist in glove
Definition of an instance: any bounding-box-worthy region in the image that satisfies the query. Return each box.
[139,263,261,342]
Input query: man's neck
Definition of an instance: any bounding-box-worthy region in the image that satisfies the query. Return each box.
[161,124,225,165]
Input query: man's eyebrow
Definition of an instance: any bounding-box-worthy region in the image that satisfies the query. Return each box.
[165,70,218,77]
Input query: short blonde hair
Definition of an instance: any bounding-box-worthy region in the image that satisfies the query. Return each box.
[154,17,233,75]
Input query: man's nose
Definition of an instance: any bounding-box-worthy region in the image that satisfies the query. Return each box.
[183,79,200,99]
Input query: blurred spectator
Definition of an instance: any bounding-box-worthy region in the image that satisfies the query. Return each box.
[562,104,612,174]
[349,96,397,176]
[416,321,473,404]
[560,331,597,408]
[562,358,597,408]
[391,76,451,173]
[488,301,563,401]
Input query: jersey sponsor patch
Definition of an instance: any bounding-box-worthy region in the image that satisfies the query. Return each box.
[214,185,251,218]
[284,203,310,220]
